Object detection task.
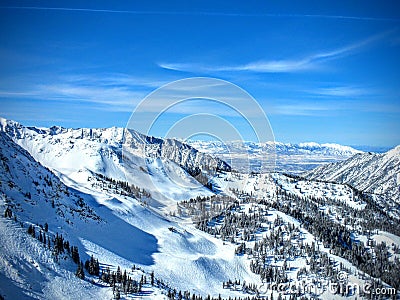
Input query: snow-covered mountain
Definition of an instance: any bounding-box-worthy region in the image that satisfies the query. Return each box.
[125,129,231,173]
[304,145,400,204]
[0,117,359,178]
[0,132,100,224]
[1,117,399,299]
[188,140,362,173]
[0,118,230,209]
[0,122,259,299]
[0,118,230,177]
[189,140,361,157]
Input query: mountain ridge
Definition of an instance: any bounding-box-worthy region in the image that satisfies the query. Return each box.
[188,140,362,156]
[304,145,400,204]
[0,117,230,180]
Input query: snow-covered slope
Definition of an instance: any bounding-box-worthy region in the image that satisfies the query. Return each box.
[0,125,260,299]
[1,117,399,299]
[0,132,100,224]
[0,118,230,176]
[304,146,400,204]
[0,216,113,300]
[188,140,362,173]
[125,129,231,173]
[0,118,227,209]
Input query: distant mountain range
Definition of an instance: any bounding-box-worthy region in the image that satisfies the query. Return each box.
[188,140,362,156]
[2,117,366,175]
[188,140,362,173]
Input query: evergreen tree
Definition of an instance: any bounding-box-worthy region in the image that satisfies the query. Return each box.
[75,262,85,279]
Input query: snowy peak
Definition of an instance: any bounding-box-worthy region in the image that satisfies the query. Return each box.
[0,118,230,203]
[304,145,400,203]
[0,117,125,145]
[0,118,230,172]
[0,117,26,139]
[292,142,362,156]
[0,132,99,224]
[386,144,400,159]
[261,141,362,156]
[124,129,231,173]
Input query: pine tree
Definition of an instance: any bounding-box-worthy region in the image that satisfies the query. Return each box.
[116,266,122,283]
[113,288,120,300]
[71,246,80,264]
[75,262,85,279]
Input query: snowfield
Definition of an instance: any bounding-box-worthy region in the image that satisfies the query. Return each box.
[0,123,259,299]
[0,216,112,300]
[304,146,400,205]
[0,118,399,299]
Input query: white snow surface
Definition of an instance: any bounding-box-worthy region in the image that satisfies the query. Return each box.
[1,118,399,299]
[0,117,215,209]
[0,121,260,299]
[304,146,400,204]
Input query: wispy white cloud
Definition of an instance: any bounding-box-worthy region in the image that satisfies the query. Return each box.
[159,63,208,73]
[271,104,334,116]
[309,86,374,97]
[62,73,167,89]
[41,84,139,105]
[267,95,400,116]
[160,30,394,73]
[128,79,265,117]
[0,73,163,112]
[220,59,313,73]
[0,91,40,97]
[0,84,142,112]
[266,99,346,116]
[0,74,262,116]
[3,6,400,22]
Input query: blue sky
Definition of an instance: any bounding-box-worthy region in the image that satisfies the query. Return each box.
[0,1,399,147]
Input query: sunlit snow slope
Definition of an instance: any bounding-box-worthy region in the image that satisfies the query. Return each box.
[0,121,259,299]
[304,146,400,204]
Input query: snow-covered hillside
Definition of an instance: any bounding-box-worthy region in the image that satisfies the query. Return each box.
[0,124,260,299]
[1,117,399,300]
[304,146,400,204]
[0,132,100,224]
[0,118,230,177]
[0,117,227,209]
[188,140,362,174]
